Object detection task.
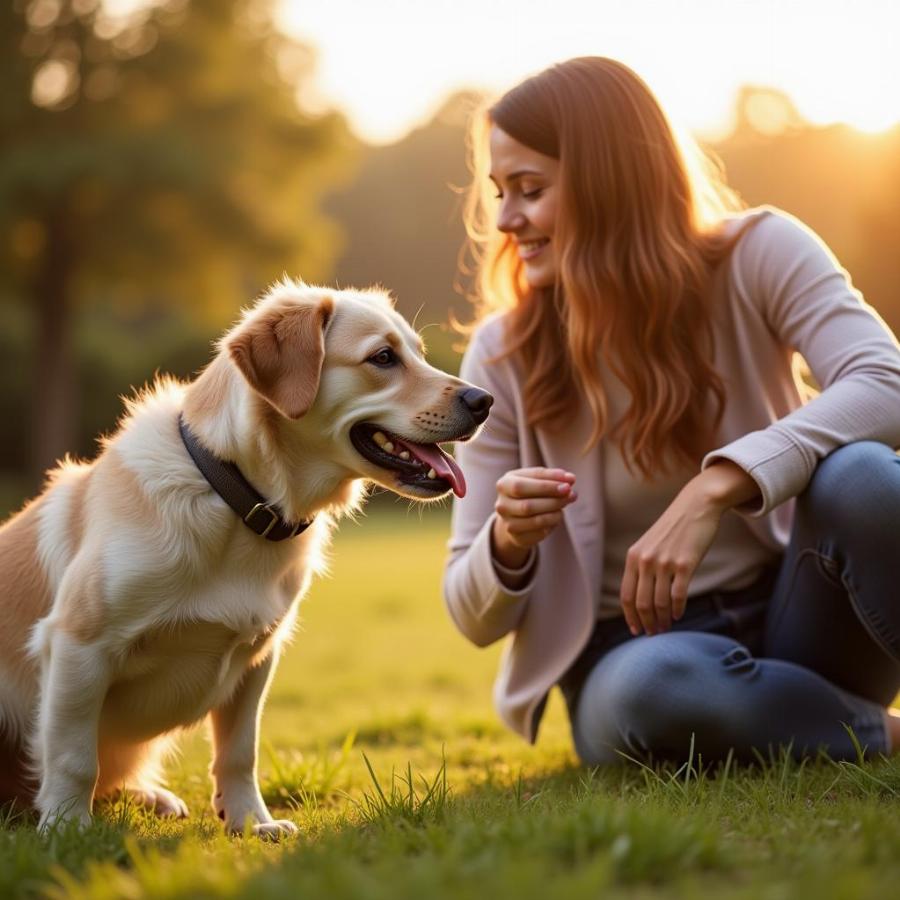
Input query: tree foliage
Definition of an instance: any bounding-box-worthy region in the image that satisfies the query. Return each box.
[0,0,356,473]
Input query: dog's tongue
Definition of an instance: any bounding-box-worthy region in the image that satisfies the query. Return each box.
[395,438,467,498]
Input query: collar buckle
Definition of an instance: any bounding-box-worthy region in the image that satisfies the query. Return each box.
[244,501,280,538]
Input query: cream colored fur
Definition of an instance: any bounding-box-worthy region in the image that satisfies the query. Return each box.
[0,281,484,836]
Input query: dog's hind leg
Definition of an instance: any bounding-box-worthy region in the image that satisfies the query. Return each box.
[97,735,188,819]
[0,730,37,815]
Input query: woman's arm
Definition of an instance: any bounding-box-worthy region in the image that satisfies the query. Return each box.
[622,210,900,635]
[703,209,900,515]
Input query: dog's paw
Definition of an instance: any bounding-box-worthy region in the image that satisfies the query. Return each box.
[251,819,298,841]
[128,787,189,819]
[38,808,92,833]
[213,783,293,837]
[217,809,298,839]
[36,792,93,832]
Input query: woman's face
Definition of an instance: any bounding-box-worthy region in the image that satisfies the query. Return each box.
[489,125,561,289]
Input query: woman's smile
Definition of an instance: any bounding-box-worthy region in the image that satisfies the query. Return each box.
[517,238,550,260]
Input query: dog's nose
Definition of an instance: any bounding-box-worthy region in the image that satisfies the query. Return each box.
[459,388,494,425]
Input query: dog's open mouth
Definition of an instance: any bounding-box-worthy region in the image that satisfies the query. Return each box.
[349,423,467,498]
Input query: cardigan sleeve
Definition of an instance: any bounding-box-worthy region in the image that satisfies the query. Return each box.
[703,210,900,515]
[442,317,537,647]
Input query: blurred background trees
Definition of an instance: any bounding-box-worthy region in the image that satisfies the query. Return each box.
[0,0,355,483]
[2,0,899,513]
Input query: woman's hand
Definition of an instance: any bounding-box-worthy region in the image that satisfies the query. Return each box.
[491,467,577,570]
[620,461,760,636]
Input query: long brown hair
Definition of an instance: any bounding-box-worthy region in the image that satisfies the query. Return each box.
[463,57,747,477]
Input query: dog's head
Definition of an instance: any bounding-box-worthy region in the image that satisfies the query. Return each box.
[224,281,491,501]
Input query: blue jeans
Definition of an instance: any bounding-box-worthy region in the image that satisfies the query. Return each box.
[562,441,900,765]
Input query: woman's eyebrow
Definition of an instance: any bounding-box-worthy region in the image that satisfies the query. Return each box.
[489,169,545,184]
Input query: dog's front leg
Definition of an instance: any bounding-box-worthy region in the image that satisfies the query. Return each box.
[35,630,110,830]
[209,647,297,839]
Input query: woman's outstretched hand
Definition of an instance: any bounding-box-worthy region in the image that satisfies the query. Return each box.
[620,461,760,636]
[491,467,577,571]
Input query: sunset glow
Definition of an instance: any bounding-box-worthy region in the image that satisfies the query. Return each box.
[277,0,900,144]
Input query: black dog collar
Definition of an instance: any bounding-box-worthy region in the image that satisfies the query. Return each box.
[178,414,313,541]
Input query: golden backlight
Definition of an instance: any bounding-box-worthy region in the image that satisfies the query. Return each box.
[277,0,900,144]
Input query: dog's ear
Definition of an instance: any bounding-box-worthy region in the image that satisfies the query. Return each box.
[227,297,334,419]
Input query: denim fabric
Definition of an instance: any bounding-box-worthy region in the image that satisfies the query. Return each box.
[563,441,900,765]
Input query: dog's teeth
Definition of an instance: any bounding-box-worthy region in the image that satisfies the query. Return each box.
[383,442,394,453]
[373,431,387,447]
[399,451,410,460]
[427,468,437,479]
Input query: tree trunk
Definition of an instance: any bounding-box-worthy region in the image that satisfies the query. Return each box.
[30,211,77,480]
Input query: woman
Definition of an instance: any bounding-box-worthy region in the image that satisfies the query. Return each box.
[443,57,900,765]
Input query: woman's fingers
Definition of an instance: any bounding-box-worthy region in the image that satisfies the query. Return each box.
[620,551,656,635]
[622,560,693,635]
[632,561,658,636]
[497,471,576,502]
[502,511,563,535]
[671,567,690,622]
[507,524,555,546]
[622,553,673,636]
[619,561,641,635]
[509,467,577,482]
[494,468,577,550]
[495,494,576,518]
[653,570,673,632]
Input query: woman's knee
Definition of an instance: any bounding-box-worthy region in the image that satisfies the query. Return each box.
[574,633,744,764]
[801,441,900,531]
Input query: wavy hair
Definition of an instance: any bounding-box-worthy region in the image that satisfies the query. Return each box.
[462,57,748,477]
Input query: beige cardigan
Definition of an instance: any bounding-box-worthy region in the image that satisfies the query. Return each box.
[442,208,900,742]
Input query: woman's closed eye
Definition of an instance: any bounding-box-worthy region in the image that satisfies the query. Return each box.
[515,175,547,198]
[492,185,545,201]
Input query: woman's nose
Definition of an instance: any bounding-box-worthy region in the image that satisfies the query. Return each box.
[496,199,525,234]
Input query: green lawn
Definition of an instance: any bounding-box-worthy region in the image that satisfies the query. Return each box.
[3,504,900,899]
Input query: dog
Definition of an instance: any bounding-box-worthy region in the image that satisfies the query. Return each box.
[0,280,492,836]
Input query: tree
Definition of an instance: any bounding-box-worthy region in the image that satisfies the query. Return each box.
[0,0,356,474]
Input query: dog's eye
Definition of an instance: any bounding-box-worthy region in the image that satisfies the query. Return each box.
[367,347,398,368]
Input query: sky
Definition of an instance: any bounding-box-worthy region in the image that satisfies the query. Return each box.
[276,0,900,144]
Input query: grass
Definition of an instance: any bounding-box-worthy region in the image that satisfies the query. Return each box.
[3,503,900,898]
